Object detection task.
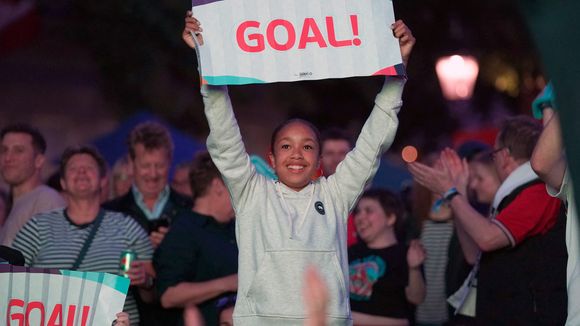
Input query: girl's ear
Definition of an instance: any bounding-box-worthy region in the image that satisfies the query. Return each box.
[311,160,323,180]
[268,152,276,169]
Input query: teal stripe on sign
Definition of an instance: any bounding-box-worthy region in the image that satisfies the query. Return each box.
[103,273,130,295]
[60,270,130,294]
[203,75,265,85]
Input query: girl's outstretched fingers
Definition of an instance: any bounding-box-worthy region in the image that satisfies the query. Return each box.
[182,11,204,48]
[391,20,415,67]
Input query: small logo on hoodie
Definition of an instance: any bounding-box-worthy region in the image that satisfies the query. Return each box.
[315,201,325,215]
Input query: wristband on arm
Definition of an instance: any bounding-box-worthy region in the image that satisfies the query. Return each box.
[432,187,460,212]
[532,82,556,119]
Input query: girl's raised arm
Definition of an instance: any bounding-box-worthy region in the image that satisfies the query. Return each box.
[183,12,256,208]
[329,21,414,216]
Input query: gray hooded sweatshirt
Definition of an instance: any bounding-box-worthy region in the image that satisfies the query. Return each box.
[202,77,405,325]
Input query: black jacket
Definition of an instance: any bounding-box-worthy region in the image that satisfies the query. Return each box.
[103,188,192,234]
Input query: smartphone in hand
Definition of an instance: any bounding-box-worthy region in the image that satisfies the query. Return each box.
[149,218,170,232]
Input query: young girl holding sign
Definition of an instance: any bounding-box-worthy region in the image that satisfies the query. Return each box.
[183,12,415,326]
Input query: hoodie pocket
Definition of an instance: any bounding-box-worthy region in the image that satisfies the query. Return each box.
[246,250,349,318]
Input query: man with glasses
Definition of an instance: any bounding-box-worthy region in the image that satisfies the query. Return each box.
[409,116,566,325]
[488,146,505,160]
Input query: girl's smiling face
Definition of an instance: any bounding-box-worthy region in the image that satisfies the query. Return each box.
[269,121,320,192]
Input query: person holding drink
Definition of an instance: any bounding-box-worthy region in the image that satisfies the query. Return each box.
[11,146,154,324]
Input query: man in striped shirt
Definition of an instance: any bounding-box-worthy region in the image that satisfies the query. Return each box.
[12,146,154,324]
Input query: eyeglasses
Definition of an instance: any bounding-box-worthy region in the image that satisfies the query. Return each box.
[489,147,507,161]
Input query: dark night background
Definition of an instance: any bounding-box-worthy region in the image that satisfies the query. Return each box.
[0,0,546,177]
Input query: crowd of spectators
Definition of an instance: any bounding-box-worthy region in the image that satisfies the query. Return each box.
[1,83,577,326]
[1,16,577,326]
